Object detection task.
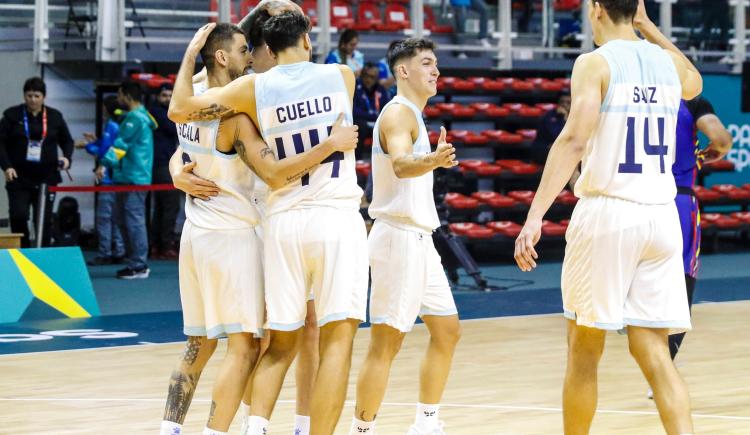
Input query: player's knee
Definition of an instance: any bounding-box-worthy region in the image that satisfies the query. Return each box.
[431,320,462,350]
[370,336,404,361]
[267,330,303,361]
[568,331,604,367]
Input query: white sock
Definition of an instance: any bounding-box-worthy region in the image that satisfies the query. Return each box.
[415,403,440,430]
[160,421,182,435]
[246,416,270,435]
[202,428,227,435]
[240,402,251,416]
[295,415,311,435]
[349,416,375,434]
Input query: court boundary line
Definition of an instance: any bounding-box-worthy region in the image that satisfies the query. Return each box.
[0,397,748,421]
[1,299,748,358]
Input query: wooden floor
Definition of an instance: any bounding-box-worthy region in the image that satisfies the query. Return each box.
[2,301,749,434]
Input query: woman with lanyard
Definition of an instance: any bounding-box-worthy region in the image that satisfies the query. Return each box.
[0,77,74,247]
[353,62,391,158]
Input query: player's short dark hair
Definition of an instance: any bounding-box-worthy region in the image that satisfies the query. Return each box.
[386,38,436,75]
[262,11,311,54]
[103,95,123,117]
[244,9,271,48]
[200,23,244,72]
[597,0,637,24]
[338,29,359,48]
[158,83,173,93]
[119,80,143,102]
[23,77,46,96]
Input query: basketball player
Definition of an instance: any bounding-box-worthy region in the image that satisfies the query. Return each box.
[668,95,731,363]
[349,38,460,435]
[161,22,357,435]
[169,11,368,435]
[175,4,323,433]
[513,0,702,433]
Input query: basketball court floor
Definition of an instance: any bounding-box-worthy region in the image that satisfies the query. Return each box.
[2,254,749,434]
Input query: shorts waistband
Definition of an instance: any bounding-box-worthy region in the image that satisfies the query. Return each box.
[375,216,434,235]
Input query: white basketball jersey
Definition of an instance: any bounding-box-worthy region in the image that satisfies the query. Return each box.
[254,62,363,216]
[368,96,440,232]
[574,39,682,205]
[179,83,259,230]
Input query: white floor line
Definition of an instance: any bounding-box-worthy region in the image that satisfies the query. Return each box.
[0,397,747,421]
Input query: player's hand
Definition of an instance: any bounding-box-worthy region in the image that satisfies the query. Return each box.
[633,0,651,30]
[187,23,216,57]
[95,165,106,182]
[4,167,17,182]
[58,156,70,170]
[172,161,219,201]
[433,126,458,169]
[697,147,723,164]
[83,132,97,143]
[514,218,542,272]
[258,0,303,16]
[328,113,359,153]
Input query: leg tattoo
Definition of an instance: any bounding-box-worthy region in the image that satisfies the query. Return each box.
[164,371,200,424]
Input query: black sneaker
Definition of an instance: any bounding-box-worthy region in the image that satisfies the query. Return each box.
[87,256,113,266]
[116,266,150,279]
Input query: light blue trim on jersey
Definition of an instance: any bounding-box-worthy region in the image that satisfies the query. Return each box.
[563,310,624,330]
[211,148,239,160]
[184,323,261,339]
[369,316,415,333]
[318,311,365,327]
[180,141,211,155]
[602,105,679,115]
[419,308,459,317]
[623,318,692,329]
[261,112,344,137]
[267,319,305,331]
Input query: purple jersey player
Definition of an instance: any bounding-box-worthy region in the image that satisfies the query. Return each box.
[669,96,732,362]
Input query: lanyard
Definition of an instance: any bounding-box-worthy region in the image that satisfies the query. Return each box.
[363,90,381,114]
[23,106,47,143]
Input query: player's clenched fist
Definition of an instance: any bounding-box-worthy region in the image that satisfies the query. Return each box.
[432,126,458,169]
[328,113,359,153]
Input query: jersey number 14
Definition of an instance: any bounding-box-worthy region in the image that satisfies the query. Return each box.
[274,125,344,186]
[618,116,668,174]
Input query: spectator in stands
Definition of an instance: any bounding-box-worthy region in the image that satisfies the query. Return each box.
[530,91,570,164]
[148,83,180,260]
[83,95,126,265]
[0,77,73,247]
[377,41,399,94]
[325,29,365,76]
[450,0,491,46]
[701,0,730,51]
[98,80,155,279]
[353,62,391,154]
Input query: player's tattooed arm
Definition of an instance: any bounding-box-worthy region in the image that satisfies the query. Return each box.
[231,113,358,190]
[186,103,236,122]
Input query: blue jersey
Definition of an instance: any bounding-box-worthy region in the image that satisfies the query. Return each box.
[254,62,363,216]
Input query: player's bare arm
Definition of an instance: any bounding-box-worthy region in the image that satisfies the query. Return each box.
[380,105,456,178]
[696,114,733,163]
[337,64,357,101]
[217,113,358,190]
[168,147,220,201]
[514,53,606,271]
[634,0,702,99]
[169,24,256,124]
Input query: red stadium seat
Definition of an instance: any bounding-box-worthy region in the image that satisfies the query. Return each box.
[702,213,742,229]
[517,129,537,140]
[424,105,442,118]
[712,184,750,200]
[699,220,714,230]
[511,80,535,92]
[508,190,535,205]
[481,79,506,92]
[354,2,381,30]
[458,159,486,170]
[331,2,355,28]
[302,1,318,25]
[495,159,526,169]
[444,192,466,202]
[437,77,456,91]
[554,0,581,11]
[695,186,722,202]
[468,76,488,86]
[474,164,503,176]
[471,191,502,201]
[424,6,454,33]
[436,103,476,117]
[471,103,509,118]
[484,195,517,208]
[518,106,544,118]
[464,225,496,239]
[130,73,171,89]
[355,161,371,178]
[540,80,565,92]
[535,103,557,112]
[452,79,476,91]
[363,137,373,147]
[482,130,523,145]
[450,130,488,145]
[379,3,410,31]
[730,211,750,223]
[542,221,567,236]
[509,163,540,175]
[555,190,578,205]
[446,197,480,209]
[560,219,570,226]
[450,222,481,235]
[487,221,522,237]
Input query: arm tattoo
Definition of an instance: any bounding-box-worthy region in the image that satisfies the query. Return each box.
[163,370,201,424]
[207,400,217,425]
[232,127,258,174]
[284,163,318,184]
[186,103,235,122]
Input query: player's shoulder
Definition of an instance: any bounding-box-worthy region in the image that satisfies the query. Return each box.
[571,52,609,84]
[380,102,417,130]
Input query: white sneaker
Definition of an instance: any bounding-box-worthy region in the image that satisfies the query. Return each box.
[240,415,249,435]
[479,38,493,47]
[407,422,446,435]
[457,52,468,59]
[647,388,653,400]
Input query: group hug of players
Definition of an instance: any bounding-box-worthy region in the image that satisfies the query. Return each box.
[158,1,732,434]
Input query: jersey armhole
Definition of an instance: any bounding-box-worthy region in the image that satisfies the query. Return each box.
[593,51,615,111]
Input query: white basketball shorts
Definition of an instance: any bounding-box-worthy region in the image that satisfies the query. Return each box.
[263,207,369,330]
[179,221,265,338]
[561,195,691,331]
[369,220,457,332]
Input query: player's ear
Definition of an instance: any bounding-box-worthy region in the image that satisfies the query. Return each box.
[215,49,228,68]
[398,64,408,80]
[303,34,312,51]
